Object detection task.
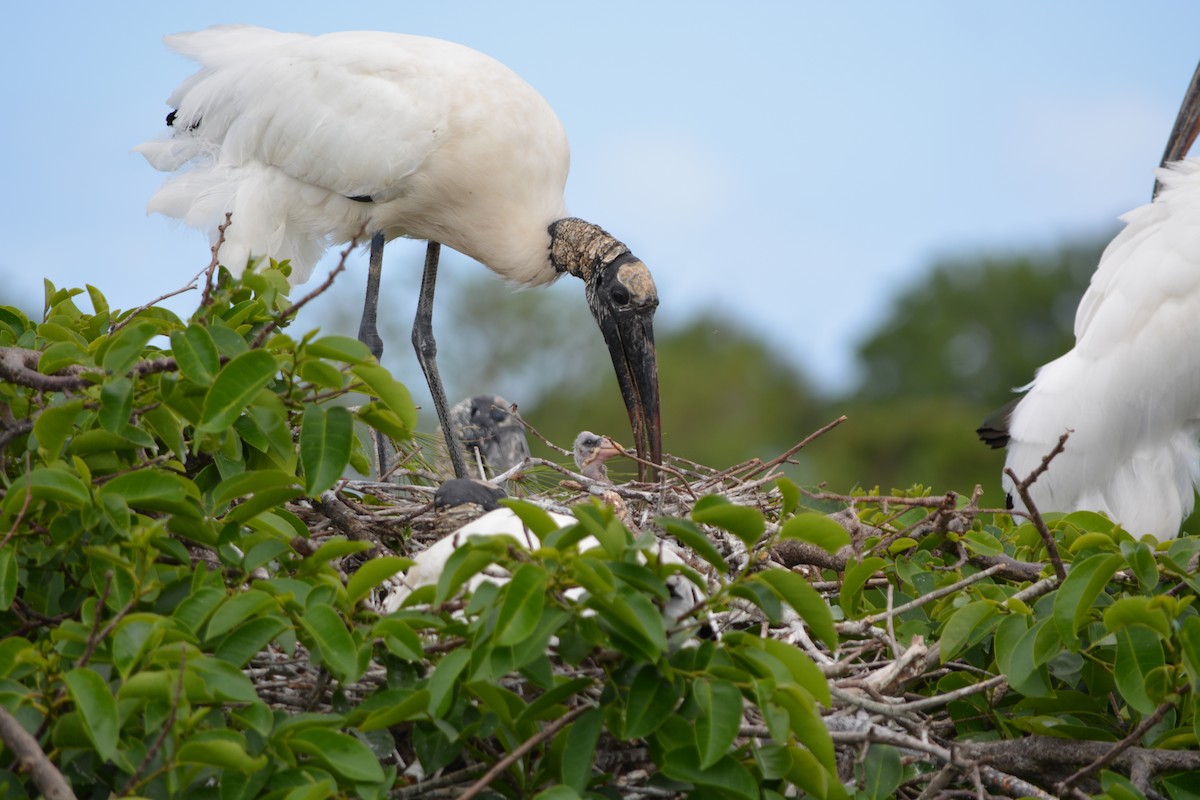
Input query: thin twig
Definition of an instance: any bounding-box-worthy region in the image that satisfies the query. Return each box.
[0,706,77,800]
[251,228,365,349]
[456,704,590,800]
[201,213,233,306]
[1057,699,1176,794]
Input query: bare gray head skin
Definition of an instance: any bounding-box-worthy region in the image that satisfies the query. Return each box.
[450,395,531,473]
[573,431,624,483]
[549,219,661,479]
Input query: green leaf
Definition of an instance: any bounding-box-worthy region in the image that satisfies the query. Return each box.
[37,341,90,374]
[656,517,729,572]
[102,320,157,374]
[1104,596,1171,640]
[759,636,832,706]
[776,476,801,516]
[4,467,91,517]
[306,334,373,364]
[347,557,409,606]
[861,744,903,800]
[177,735,267,772]
[214,616,290,667]
[63,667,119,763]
[691,495,765,545]
[660,747,759,800]
[288,729,386,783]
[495,563,547,646]
[839,556,886,616]
[1179,616,1200,692]
[694,678,743,769]
[428,649,471,717]
[206,589,278,640]
[33,399,84,458]
[753,569,837,650]
[939,601,999,663]
[1113,625,1165,715]
[199,349,278,432]
[98,377,134,433]
[352,363,417,433]
[502,499,569,540]
[0,548,16,611]
[779,512,850,554]
[561,707,603,791]
[621,665,678,739]
[298,604,362,683]
[360,689,430,731]
[1053,552,1124,651]
[1120,540,1159,590]
[99,469,199,518]
[170,325,221,385]
[300,404,354,495]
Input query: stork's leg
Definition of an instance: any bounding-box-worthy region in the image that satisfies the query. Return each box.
[357,233,389,475]
[357,233,386,360]
[412,241,468,479]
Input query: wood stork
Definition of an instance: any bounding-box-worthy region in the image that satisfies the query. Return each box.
[383,505,704,622]
[978,63,1200,541]
[573,431,623,482]
[135,25,662,481]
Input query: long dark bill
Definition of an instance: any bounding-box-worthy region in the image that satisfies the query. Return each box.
[596,306,662,481]
[1156,59,1200,197]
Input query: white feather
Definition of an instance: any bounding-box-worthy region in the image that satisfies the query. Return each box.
[1004,158,1200,540]
[136,25,570,285]
[383,508,703,616]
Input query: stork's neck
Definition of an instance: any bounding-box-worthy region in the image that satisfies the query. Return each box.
[548,218,630,282]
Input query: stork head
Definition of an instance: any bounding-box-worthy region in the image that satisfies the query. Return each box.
[549,218,662,479]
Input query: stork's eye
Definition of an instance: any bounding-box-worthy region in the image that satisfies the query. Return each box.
[611,285,630,306]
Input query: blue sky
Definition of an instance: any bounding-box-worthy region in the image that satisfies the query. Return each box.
[4,2,1199,392]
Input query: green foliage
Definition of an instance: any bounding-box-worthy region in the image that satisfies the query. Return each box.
[6,266,1199,799]
[0,271,847,799]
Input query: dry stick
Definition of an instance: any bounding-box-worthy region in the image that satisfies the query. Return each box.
[108,280,199,335]
[745,414,848,479]
[0,706,77,800]
[1005,442,1071,583]
[508,407,574,456]
[456,704,589,800]
[608,440,698,500]
[201,213,233,307]
[118,647,188,796]
[251,229,364,349]
[1057,699,1175,795]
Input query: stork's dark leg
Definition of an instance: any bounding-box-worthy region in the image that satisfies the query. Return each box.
[412,241,468,479]
[357,233,386,360]
[357,233,389,475]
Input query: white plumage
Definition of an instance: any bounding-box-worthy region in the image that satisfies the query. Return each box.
[992,151,1200,541]
[136,26,567,286]
[383,507,704,620]
[137,25,663,479]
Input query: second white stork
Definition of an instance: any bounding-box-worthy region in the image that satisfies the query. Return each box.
[135,25,662,480]
[979,62,1200,541]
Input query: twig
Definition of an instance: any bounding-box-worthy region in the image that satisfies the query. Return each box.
[1005,462,1067,582]
[201,213,233,306]
[0,706,77,800]
[109,281,198,335]
[456,704,590,800]
[251,228,364,349]
[1057,699,1175,794]
[746,415,848,478]
[118,646,188,796]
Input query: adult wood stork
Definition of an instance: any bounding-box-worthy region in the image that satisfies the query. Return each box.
[135,25,662,481]
[978,63,1200,541]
